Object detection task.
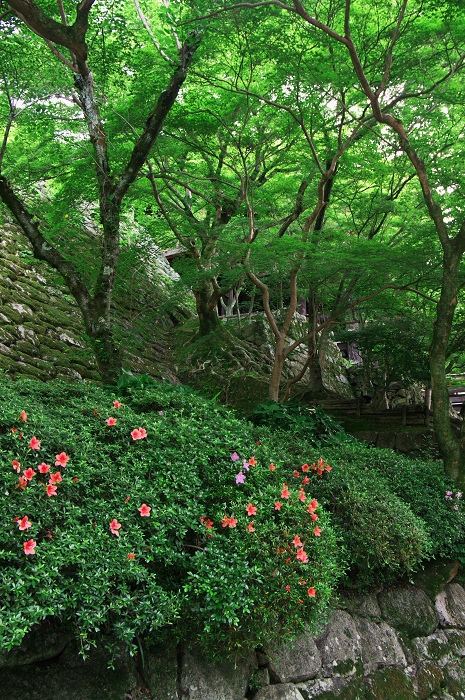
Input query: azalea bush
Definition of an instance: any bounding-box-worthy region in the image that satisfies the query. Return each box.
[0,377,341,658]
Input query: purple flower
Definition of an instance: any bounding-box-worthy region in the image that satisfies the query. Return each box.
[231,452,240,462]
[446,491,453,500]
[159,411,164,415]
[457,492,462,499]
[243,459,250,471]
[235,471,246,484]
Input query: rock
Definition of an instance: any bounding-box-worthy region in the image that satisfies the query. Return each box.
[314,610,362,677]
[350,430,378,445]
[411,630,452,666]
[265,631,321,683]
[378,586,439,637]
[435,583,465,628]
[364,666,418,699]
[179,646,254,700]
[353,616,406,674]
[444,629,465,657]
[411,661,444,699]
[375,432,396,449]
[297,675,366,699]
[414,559,460,600]
[252,684,305,700]
[0,624,71,668]
[145,641,179,699]
[395,432,423,453]
[339,594,382,619]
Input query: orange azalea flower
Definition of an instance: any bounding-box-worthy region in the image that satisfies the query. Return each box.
[138,503,151,517]
[293,535,303,548]
[23,468,35,481]
[18,516,32,531]
[281,485,290,499]
[313,526,322,537]
[246,503,257,516]
[275,501,282,510]
[23,539,36,555]
[55,452,70,468]
[28,436,41,450]
[308,587,316,597]
[296,547,308,563]
[110,518,121,536]
[19,410,27,422]
[248,456,257,466]
[106,417,117,426]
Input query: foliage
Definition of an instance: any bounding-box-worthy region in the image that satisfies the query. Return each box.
[245,401,352,446]
[0,376,341,659]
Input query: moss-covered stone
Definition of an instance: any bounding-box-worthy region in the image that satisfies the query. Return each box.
[364,667,419,700]
[414,661,443,700]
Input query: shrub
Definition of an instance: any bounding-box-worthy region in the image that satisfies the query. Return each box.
[0,377,341,659]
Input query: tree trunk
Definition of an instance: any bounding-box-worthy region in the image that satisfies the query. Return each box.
[269,336,286,401]
[307,335,325,392]
[195,286,221,336]
[430,250,465,486]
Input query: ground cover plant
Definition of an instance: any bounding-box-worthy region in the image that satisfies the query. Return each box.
[1,376,463,663]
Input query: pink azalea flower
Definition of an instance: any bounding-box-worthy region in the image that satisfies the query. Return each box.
[309,499,318,510]
[28,436,41,450]
[275,501,282,511]
[12,460,20,473]
[19,410,27,422]
[308,587,316,597]
[242,459,250,471]
[293,535,303,548]
[230,452,239,461]
[221,516,237,528]
[55,452,70,467]
[235,471,246,484]
[18,516,32,531]
[314,526,322,537]
[113,400,122,409]
[246,503,257,516]
[296,547,308,563]
[23,468,35,481]
[302,476,309,484]
[46,484,57,497]
[138,504,151,517]
[301,463,309,472]
[298,489,306,502]
[110,518,121,536]
[106,417,117,426]
[247,521,255,532]
[131,428,147,440]
[270,463,276,471]
[127,553,135,559]
[38,463,51,474]
[49,472,62,484]
[281,485,290,499]
[23,539,36,555]
[138,428,147,439]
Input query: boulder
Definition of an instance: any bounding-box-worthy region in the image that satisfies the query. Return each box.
[435,583,465,629]
[265,631,321,683]
[314,610,362,677]
[378,586,439,637]
[352,616,406,674]
[179,646,254,700]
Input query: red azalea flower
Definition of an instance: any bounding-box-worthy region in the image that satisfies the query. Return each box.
[247,522,255,532]
[125,496,130,503]
[298,489,306,503]
[248,456,257,466]
[296,547,308,563]
[293,535,303,548]
[308,587,316,597]
[46,484,57,497]
[11,428,18,434]
[275,501,282,511]
[313,526,322,537]
[309,499,318,510]
[38,463,50,474]
[221,515,237,528]
[270,463,276,471]
[18,432,23,439]
[302,476,309,484]
[285,558,291,563]
[49,472,62,484]
[23,539,36,555]
[312,514,318,521]
[127,553,135,559]
[55,452,70,468]
[23,468,35,481]
[18,516,32,531]
[293,470,300,478]
[110,518,121,536]
[28,436,41,450]
[281,485,290,499]
[94,409,98,414]
[285,585,291,592]
[72,478,79,482]
[113,401,122,409]
[19,410,27,422]
[246,503,257,516]
[301,463,309,472]
[106,417,117,426]
[138,503,151,517]
[12,460,20,473]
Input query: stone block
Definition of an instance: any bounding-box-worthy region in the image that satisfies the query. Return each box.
[436,583,465,629]
[412,661,444,700]
[265,631,321,683]
[364,667,417,700]
[179,646,254,700]
[378,586,439,637]
[375,432,396,449]
[252,685,305,700]
[353,616,406,674]
[339,593,382,619]
[314,610,362,677]
[411,631,452,666]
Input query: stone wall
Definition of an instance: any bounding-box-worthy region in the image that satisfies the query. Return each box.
[0,221,193,384]
[3,581,465,699]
